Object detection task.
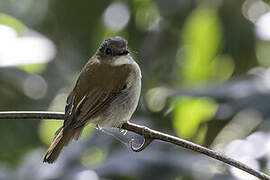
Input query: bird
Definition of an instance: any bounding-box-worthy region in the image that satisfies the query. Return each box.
[43,36,141,163]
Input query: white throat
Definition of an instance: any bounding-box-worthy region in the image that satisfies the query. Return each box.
[112,55,133,66]
[112,55,141,78]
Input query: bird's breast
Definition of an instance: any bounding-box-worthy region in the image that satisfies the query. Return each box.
[99,61,141,127]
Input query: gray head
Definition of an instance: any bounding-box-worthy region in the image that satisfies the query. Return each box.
[97,36,129,61]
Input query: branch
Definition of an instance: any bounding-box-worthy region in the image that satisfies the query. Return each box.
[0,111,269,180]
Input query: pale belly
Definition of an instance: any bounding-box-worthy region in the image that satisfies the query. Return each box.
[98,78,141,127]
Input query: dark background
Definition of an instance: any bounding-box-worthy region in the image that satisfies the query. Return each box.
[0,0,270,179]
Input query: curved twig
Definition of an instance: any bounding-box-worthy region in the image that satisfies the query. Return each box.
[0,111,269,180]
[130,137,153,152]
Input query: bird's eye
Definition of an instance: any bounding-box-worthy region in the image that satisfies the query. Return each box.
[105,48,112,55]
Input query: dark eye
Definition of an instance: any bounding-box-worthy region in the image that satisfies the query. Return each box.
[105,48,112,55]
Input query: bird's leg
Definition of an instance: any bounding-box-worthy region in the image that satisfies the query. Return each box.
[119,125,128,135]
[95,124,102,130]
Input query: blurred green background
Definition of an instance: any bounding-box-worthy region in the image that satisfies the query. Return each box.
[1,0,270,179]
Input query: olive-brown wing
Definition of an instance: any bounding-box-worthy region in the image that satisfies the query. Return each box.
[63,61,131,129]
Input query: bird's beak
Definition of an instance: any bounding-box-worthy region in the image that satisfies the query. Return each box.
[117,50,129,56]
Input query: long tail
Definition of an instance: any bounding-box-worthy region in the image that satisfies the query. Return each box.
[43,127,75,163]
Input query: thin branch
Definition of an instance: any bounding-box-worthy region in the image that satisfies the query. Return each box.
[0,111,269,180]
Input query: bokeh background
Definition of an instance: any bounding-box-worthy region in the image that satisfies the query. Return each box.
[0,0,270,179]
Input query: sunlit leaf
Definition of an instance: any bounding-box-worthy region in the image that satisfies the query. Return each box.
[172,97,218,140]
[0,13,27,33]
[19,63,47,73]
[180,7,222,84]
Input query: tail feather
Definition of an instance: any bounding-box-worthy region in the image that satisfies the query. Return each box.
[43,128,75,163]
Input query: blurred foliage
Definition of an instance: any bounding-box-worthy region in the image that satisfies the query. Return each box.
[19,64,47,74]
[0,0,270,179]
[172,97,218,143]
[135,1,160,31]
[0,13,27,33]
[39,120,63,145]
[81,147,107,167]
[181,7,222,84]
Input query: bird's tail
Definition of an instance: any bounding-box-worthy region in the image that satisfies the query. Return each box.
[43,127,75,163]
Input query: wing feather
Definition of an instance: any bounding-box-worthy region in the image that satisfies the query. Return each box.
[63,60,131,129]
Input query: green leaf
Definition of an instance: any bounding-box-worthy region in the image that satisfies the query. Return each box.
[180,7,222,84]
[0,13,27,33]
[172,97,218,140]
[19,63,47,73]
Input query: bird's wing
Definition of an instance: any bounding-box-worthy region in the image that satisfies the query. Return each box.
[74,85,130,128]
[63,61,131,129]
